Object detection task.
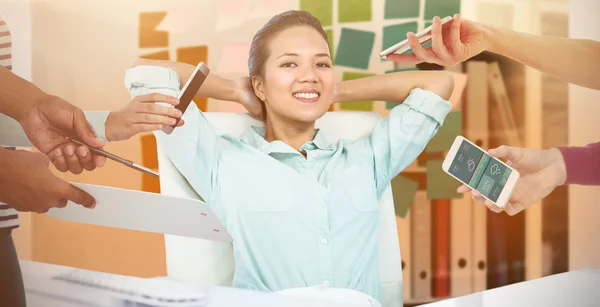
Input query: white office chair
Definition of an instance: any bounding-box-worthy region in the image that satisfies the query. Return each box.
[157,111,404,307]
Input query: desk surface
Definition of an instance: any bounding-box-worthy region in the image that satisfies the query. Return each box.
[419,269,600,307]
[19,260,362,307]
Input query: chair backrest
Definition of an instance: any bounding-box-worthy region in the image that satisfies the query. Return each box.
[158,112,403,307]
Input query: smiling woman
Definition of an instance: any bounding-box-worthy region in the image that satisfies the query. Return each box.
[98,10,455,307]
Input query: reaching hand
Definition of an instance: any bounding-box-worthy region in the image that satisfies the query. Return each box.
[457,146,567,216]
[386,14,493,67]
[18,95,107,175]
[104,93,184,142]
[236,77,264,120]
[0,149,96,212]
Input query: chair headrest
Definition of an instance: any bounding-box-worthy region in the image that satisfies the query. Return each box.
[204,111,381,144]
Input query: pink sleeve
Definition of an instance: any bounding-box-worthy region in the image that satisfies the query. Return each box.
[558,142,600,185]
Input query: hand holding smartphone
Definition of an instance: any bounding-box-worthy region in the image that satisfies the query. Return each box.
[442,136,520,209]
[379,16,453,59]
[161,62,210,134]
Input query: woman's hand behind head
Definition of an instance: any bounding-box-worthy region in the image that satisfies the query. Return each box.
[236,77,265,120]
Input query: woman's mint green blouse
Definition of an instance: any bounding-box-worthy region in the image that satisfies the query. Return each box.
[122,66,452,302]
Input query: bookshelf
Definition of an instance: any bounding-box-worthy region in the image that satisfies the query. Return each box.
[397,1,570,305]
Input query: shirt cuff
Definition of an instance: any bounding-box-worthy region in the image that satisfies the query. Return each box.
[85,111,110,142]
[402,88,452,126]
[124,66,181,98]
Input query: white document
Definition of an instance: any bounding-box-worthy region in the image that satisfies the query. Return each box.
[45,183,232,242]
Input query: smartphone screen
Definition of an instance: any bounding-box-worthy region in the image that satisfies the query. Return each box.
[447,140,513,203]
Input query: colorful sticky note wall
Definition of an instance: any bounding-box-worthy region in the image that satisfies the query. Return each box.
[426,159,462,200]
[139,12,169,48]
[339,72,375,111]
[339,0,372,23]
[300,0,333,27]
[391,175,419,218]
[426,111,462,153]
[384,0,420,19]
[425,0,461,20]
[384,67,419,109]
[335,28,375,70]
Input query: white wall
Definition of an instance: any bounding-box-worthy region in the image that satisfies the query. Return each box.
[568,0,600,270]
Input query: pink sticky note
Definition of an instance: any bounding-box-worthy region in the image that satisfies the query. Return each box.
[249,0,289,19]
[215,0,252,31]
[449,72,468,110]
[157,8,198,33]
[218,42,251,74]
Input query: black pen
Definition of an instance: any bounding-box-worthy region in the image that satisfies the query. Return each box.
[67,138,159,178]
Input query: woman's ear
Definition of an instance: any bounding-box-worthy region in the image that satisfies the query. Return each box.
[251,76,266,102]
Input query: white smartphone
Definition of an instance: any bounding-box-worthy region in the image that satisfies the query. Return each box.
[379,16,454,59]
[442,136,520,209]
[161,62,210,134]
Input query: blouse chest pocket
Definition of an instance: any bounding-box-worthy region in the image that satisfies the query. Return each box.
[335,165,379,212]
[225,162,296,213]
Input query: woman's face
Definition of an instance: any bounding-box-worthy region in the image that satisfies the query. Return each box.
[253,26,335,124]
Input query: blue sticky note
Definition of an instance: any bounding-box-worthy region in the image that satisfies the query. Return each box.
[383,22,418,54]
[335,28,375,70]
[425,0,461,20]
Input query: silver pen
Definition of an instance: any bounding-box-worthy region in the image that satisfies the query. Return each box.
[67,138,159,178]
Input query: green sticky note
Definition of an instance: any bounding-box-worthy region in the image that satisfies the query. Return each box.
[343,71,374,81]
[425,0,461,20]
[300,0,333,27]
[391,175,419,218]
[324,28,334,63]
[383,22,418,53]
[339,102,374,111]
[335,28,375,70]
[426,160,462,200]
[340,71,375,111]
[426,111,462,152]
[385,67,419,109]
[384,0,420,19]
[339,0,372,23]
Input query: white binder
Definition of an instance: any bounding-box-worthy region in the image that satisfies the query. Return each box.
[45,182,232,242]
[411,191,431,299]
[466,61,489,292]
